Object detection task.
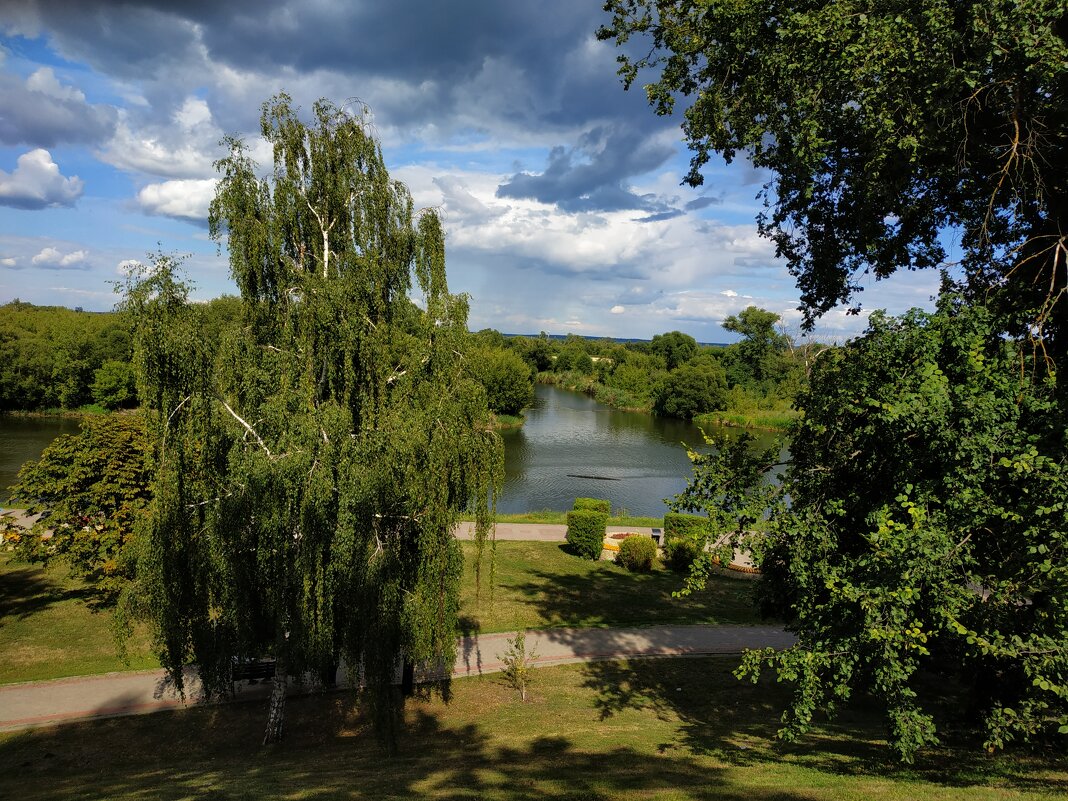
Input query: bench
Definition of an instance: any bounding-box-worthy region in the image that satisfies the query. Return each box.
[231,658,276,685]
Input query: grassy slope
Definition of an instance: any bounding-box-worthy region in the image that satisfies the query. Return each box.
[459,541,759,633]
[1,656,1064,800]
[1,542,756,684]
[0,553,156,684]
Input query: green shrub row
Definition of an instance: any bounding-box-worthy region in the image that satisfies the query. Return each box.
[565,509,607,560]
[573,497,611,514]
[663,512,708,542]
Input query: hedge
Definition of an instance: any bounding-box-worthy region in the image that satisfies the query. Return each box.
[663,512,709,542]
[565,509,608,559]
[618,535,657,572]
[573,497,611,514]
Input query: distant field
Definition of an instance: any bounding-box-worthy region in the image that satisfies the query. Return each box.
[1,656,1063,800]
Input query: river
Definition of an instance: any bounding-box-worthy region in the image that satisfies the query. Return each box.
[499,384,781,517]
[1,386,784,516]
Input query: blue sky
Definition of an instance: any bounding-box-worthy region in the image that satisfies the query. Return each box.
[0,1,942,343]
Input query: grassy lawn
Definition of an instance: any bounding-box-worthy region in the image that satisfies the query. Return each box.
[1,656,1064,800]
[0,553,157,684]
[459,541,760,633]
[1,542,757,684]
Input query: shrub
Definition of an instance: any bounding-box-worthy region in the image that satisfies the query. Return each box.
[565,509,607,559]
[664,513,708,542]
[665,537,701,573]
[573,497,611,514]
[618,535,657,572]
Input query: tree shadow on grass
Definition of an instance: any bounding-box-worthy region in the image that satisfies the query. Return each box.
[0,693,821,801]
[0,562,94,622]
[576,656,1068,795]
[510,544,760,629]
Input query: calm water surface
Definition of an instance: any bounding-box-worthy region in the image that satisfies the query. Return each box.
[499,384,781,517]
[0,416,79,503]
[1,386,785,517]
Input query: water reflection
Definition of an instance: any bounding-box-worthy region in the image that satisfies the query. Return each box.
[0,416,79,502]
[499,384,782,517]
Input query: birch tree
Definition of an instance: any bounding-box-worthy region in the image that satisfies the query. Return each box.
[123,94,501,744]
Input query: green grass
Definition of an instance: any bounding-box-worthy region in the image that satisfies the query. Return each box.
[0,553,157,684]
[694,409,799,432]
[1,541,754,684]
[459,541,760,633]
[1,656,1064,800]
[491,413,525,429]
[472,510,663,527]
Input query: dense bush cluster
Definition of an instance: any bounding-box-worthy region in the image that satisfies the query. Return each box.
[618,535,657,572]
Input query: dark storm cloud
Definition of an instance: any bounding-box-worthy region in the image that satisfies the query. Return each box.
[0,71,115,147]
[496,125,677,213]
[2,1,653,135]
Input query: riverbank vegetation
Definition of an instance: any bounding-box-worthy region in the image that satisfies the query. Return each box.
[469,307,818,431]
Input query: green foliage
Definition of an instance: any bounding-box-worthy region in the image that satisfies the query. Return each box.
[664,536,700,573]
[652,360,727,419]
[663,512,707,543]
[468,346,534,416]
[122,94,502,743]
[671,299,1068,759]
[650,330,697,370]
[565,509,607,560]
[0,302,133,411]
[91,360,137,410]
[499,630,538,701]
[722,307,789,390]
[573,497,610,514]
[599,1,1068,344]
[617,535,657,572]
[7,415,151,600]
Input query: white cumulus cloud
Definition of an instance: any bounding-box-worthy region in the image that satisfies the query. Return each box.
[137,178,217,223]
[31,246,90,269]
[0,149,84,209]
[610,305,625,314]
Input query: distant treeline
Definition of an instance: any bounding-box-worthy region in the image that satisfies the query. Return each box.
[473,307,828,429]
[1,299,821,428]
[0,298,241,413]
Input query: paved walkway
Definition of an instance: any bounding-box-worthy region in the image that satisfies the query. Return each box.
[452,521,657,541]
[0,625,793,732]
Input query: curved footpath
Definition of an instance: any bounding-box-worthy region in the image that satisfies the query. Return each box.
[0,625,794,733]
[2,520,775,732]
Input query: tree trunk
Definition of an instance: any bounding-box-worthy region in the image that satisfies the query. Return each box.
[401,658,415,697]
[263,656,287,745]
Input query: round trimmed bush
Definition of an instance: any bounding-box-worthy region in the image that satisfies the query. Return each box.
[618,535,657,572]
[665,537,701,573]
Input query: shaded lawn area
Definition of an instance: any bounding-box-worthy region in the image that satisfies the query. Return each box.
[459,541,760,633]
[1,656,1064,801]
[0,541,758,684]
[0,553,156,684]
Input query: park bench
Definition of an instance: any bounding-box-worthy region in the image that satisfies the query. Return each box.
[231,657,276,686]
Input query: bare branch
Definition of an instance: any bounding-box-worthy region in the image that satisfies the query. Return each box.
[216,395,272,457]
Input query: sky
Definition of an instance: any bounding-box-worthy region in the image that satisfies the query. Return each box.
[0,1,944,343]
